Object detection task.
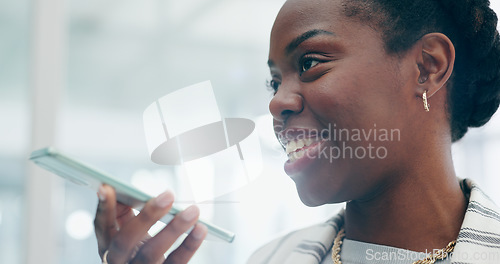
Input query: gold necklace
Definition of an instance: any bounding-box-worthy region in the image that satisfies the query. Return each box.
[331,228,456,264]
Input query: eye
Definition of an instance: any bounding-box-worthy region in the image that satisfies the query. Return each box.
[266,79,281,94]
[301,58,320,73]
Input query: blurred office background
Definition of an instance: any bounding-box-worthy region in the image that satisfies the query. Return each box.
[1,0,499,263]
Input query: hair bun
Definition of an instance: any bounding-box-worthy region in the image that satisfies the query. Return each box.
[466,32,500,128]
[442,0,500,139]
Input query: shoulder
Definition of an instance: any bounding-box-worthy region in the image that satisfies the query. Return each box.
[461,178,500,222]
[247,210,344,264]
[452,178,500,264]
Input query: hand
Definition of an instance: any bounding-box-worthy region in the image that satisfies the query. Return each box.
[94,185,207,264]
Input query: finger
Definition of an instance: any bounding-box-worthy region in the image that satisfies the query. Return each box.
[164,223,207,264]
[130,205,201,264]
[94,184,118,258]
[107,190,174,264]
[115,202,135,228]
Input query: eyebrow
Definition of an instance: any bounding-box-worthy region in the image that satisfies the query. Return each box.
[285,29,335,55]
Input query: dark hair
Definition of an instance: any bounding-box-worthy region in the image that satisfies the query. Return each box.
[342,0,500,142]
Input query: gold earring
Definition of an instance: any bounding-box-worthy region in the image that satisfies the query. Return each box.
[423,90,430,112]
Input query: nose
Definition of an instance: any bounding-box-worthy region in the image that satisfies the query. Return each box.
[268,82,304,123]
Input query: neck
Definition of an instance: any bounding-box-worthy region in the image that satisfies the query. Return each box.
[344,144,468,252]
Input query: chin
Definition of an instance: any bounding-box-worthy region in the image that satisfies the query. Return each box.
[295,184,329,207]
[294,177,351,206]
[298,195,323,207]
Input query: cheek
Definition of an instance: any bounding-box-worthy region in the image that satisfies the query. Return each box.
[308,74,368,123]
[305,55,406,126]
[346,66,404,118]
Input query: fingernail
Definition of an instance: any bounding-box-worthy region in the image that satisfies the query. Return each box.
[191,224,207,240]
[181,205,199,222]
[98,185,106,202]
[155,191,174,208]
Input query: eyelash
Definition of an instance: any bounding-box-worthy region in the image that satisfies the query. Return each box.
[266,54,326,94]
[266,79,281,94]
[299,55,323,75]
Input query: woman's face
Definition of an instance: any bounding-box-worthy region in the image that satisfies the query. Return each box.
[268,0,420,206]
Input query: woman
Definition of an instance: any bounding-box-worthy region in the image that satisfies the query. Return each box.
[94,0,500,263]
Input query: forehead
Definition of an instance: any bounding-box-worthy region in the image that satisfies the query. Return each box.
[271,0,344,38]
[269,0,373,60]
[269,0,383,65]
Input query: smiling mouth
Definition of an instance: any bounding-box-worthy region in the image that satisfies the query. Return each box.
[286,138,319,162]
[277,128,330,162]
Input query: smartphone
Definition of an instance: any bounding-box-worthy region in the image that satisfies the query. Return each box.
[29,147,235,243]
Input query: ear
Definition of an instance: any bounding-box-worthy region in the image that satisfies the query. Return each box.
[415,33,455,98]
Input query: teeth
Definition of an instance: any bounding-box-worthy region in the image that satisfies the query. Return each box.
[285,138,318,156]
[286,140,296,155]
[296,140,305,149]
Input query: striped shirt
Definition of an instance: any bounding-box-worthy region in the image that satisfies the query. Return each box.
[248,179,500,264]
